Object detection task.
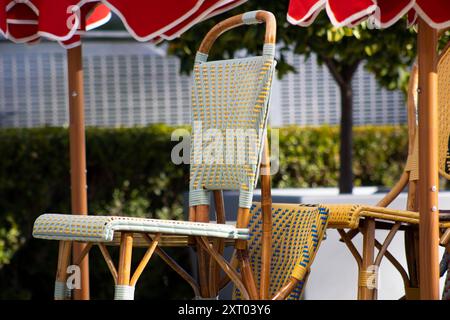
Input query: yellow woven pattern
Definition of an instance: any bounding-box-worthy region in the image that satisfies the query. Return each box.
[233,203,329,300]
[407,45,450,181]
[325,204,450,229]
[190,56,275,193]
[405,133,419,181]
[326,204,419,229]
[323,204,360,229]
[438,45,450,180]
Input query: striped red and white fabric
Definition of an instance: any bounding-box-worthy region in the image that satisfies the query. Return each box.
[104,0,246,42]
[0,1,111,48]
[1,0,247,47]
[62,3,111,48]
[287,0,376,27]
[158,0,247,41]
[287,0,450,29]
[151,0,246,44]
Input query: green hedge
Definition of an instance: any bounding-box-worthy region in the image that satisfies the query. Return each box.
[274,125,408,188]
[0,124,408,299]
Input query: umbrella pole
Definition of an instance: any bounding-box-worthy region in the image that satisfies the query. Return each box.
[67,45,90,300]
[417,19,440,300]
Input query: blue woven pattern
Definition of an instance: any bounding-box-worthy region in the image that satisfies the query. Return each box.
[189,55,276,208]
[233,203,329,300]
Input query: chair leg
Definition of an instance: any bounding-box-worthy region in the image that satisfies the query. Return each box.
[198,236,250,300]
[359,219,376,300]
[209,191,226,298]
[208,239,220,297]
[236,248,259,299]
[115,232,134,300]
[442,244,450,300]
[365,222,400,300]
[194,205,213,298]
[55,241,72,300]
[404,227,420,299]
[235,207,259,299]
[405,180,420,299]
[196,239,212,298]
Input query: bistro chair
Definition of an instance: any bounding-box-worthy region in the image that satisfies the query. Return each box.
[311,42,450,300]
[32,10,277,300]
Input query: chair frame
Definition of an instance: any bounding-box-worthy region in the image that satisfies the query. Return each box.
[52,10,278,301]
[331,40,450,300]
[189,10,276,300]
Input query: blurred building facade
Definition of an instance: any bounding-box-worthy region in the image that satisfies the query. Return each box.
[0,39,406,128]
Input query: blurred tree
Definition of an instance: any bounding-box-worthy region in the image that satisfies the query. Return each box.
[167,0,448,193]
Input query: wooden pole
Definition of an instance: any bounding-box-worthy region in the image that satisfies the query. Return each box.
[67,45,89,300]
[417,19,440,300]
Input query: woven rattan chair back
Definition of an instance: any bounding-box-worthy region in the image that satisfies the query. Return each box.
[438,43,450,179]
[189,12,276,210]
[233,203,329,300]
[404,44,450,183]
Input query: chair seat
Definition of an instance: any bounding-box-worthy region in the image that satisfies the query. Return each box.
[32,214,249,242]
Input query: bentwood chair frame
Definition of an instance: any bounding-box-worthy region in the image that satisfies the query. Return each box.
[191,11,330,300]
[32,10,278,300]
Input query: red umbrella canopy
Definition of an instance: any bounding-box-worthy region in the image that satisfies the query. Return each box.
[0,0,247,47]
[150,0,246,44]
[287,0,450,28]
[157,0,247,41]
[0,1,111,47]
[103,0,246,41]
